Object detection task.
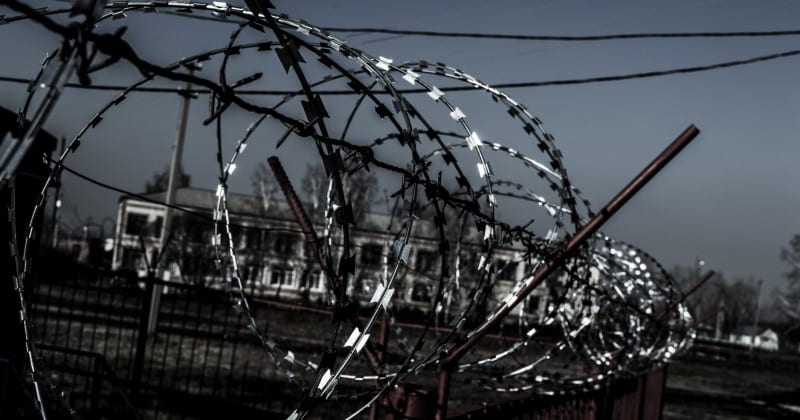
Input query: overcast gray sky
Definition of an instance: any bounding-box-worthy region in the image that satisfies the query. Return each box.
[1,0,798,301]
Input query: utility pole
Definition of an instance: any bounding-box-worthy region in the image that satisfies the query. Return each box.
[694,256,705,286]
[750,278,763,352]
[146,65,197,334]
[715,295,725,340]
[50,137,64,249]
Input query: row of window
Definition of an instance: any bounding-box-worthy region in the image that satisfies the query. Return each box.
[119,247,544,310]
[241,265,324,291]
[124,213,442,273]
[119,248,323,290]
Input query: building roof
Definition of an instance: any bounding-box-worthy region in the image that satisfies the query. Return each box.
[134,187,291,218]
[121,187,412,236]
[731,326,776,336]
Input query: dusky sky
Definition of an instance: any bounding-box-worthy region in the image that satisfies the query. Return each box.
[1,0,798,302]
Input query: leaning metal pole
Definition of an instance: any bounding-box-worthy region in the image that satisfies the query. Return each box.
[146,67,195,335]
[435,124,701,419]
[267,155,382,370]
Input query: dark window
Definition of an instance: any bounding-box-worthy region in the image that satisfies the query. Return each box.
[181,255,198,275]
[497,260,519,280]
[361,243,382,267]
[526,295,542,314]
[121,248,144,270]
[415,250,437,273]
[301,271,324,290]
[152,216,164,237]
[410,282,431,302]
[188,222,207,243]
[245,228,264,250]
[303,242,315,261]
[244,264,264,284]
[274,233,296,255]
[125,213,148,236]
[270,266,294,287]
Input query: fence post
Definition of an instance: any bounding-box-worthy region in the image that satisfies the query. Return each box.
[435,125,700,418]
[131,275,154,393]
[639,367,667,420]
[91,355,101,418]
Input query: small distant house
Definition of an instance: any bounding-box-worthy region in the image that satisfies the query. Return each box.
[729,327,779,351]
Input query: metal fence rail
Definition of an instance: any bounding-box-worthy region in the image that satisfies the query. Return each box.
[30,269,319,419]
[29,266,670,419]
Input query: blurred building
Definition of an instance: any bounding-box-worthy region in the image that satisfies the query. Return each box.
[111,187,549,320]
[729,327,780,351]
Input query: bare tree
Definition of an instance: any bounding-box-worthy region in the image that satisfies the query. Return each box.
[250,161,279,215]
[300,163,379,223]
[145,165,190,193]
[724,276,758,331]
[670,265,726,320]
[669,266,762,333]
[780,234,800,320]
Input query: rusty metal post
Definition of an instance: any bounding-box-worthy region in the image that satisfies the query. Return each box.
[385,385,436,419]
[267,156,329,276]
[640,367,667,420]
[656,270,715,322]
[267,155,385,370]
[434,368,452,420]
[435,125,700,418]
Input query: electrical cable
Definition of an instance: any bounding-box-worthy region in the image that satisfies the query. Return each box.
[51,157,305,234]
[321,27,800,41]
[1,46,798,95]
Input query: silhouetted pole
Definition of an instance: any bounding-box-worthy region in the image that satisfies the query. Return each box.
[434,125,700,419]
[750,278,763,352]
[50,137,64,249]
[715,296,726,339]
[267,156,382,371]
[147,66,196,334]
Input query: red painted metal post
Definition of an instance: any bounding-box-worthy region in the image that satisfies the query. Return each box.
[435,125,700,418]
[434,369,452,420]
[267,155,384,370]
[640,367,667,420]
[267,156,328,278]
[656,270,715,322]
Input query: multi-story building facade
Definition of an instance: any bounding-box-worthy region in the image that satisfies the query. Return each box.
[111,188,549,321]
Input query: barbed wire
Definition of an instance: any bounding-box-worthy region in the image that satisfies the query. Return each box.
[320,27,800,41]
[2,1,697,419]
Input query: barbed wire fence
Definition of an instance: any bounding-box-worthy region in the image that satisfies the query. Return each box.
[1,1,703,418]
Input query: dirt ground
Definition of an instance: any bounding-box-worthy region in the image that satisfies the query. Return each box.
[663,345,800,420]
[30,278,800,419]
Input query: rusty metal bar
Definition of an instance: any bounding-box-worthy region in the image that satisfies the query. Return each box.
[639,367,667,420]
[435,369,451,420]
[656,270,715,322]
[267,156,329,278]
[435,124,700,418]
[693,306,724,327]
[266,156,386,373]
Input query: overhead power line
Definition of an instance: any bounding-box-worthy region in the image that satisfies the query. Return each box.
[321,27,800,41]
[1,47,798,95]
[53,158,304,234]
